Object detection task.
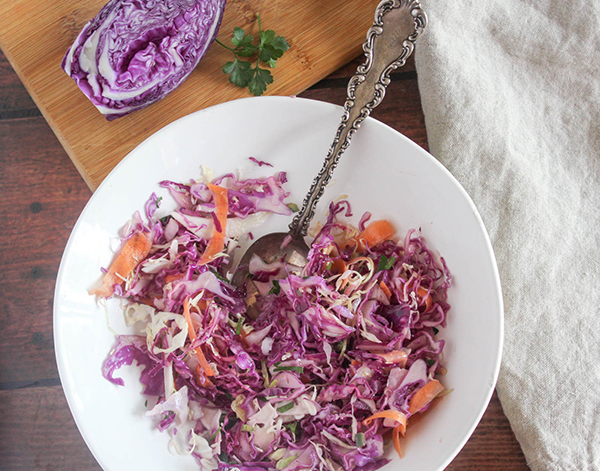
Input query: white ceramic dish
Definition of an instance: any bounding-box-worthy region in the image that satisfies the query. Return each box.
[54,96,503,471]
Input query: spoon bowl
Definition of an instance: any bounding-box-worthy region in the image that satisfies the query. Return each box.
[231,232,309,286]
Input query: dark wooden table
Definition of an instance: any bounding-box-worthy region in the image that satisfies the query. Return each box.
[0,49,529,470]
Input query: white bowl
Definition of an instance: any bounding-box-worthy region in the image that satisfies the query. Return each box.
[54,96,503,471]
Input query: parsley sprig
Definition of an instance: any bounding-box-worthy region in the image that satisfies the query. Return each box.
[376,254,397,272]
[216,14,290,96]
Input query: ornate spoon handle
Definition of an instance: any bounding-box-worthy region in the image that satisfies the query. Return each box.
[289,0,427,238]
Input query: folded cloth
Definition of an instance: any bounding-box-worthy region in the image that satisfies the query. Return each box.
[414,1,600,469]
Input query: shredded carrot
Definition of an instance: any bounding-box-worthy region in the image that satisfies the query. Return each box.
[199,184,228,265]
[358,219,395,250]
[392,425,403,458]
[194,365,214,388]
[377,350,408,367]
[364,409,407,460]
[380,281,392,300]
[340,238,358,252]
[164,273,184,284]
[196,298,210,311]
[417,285,433,311]
[330,258,347,275]
[408,379,444,414]
[183,297,215,377]
[363,409,407,435]
[89,232,152,298]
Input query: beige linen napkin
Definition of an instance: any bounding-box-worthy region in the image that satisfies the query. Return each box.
[415,1,600,469]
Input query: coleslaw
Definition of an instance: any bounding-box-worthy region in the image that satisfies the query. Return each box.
[92,167,451,471]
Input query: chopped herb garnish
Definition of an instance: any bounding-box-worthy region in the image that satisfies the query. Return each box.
[433,327,440,335]
[284,421,298,434]
[155,196,163,207]
[241,424,254,432]
[273,365,304,374]
[425,358,436,366]
[287,202,300,213]
[209,426,222,442]
[269,279,281,295]
[210,269,229,283]
[235,317,243,335]
[276,456,298,470]
[377,254,397,272]
[355,432,366,448]
[144,400,148,408]
[217,14,290,96]
[159,215,170,225]
[277,402,294,413]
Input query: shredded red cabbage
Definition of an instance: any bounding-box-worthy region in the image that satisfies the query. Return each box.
[97,171,451,470]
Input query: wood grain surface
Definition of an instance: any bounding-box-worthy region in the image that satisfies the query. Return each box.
[0,45,530,470]
[0,0,381,190]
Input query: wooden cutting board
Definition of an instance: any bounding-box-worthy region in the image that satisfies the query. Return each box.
[0,0,379,190]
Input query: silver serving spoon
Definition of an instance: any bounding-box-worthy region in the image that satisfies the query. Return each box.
[232,0,427,291]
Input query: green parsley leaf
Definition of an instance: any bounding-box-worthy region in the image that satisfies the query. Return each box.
[155,196,163,208]
[355,432,366,448]
[231,27,257,56]
[259,29,276,47]
[235,317,243,335]
[258,31,289,64]
[223,58,253,88]
[287,202,300,213]
[209,425,222,442]
[273,365,303,373]
[277,402,295,413]
[217,13,290,95]
[269,279,281,295]
[433,327,440,335]
[248,66,273,96]
[271,35,291,54]
[231,27,247,47]
[284,422,298,434]
[209,269,230,284]
[377,255,397,272]
[258,44,282,64]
